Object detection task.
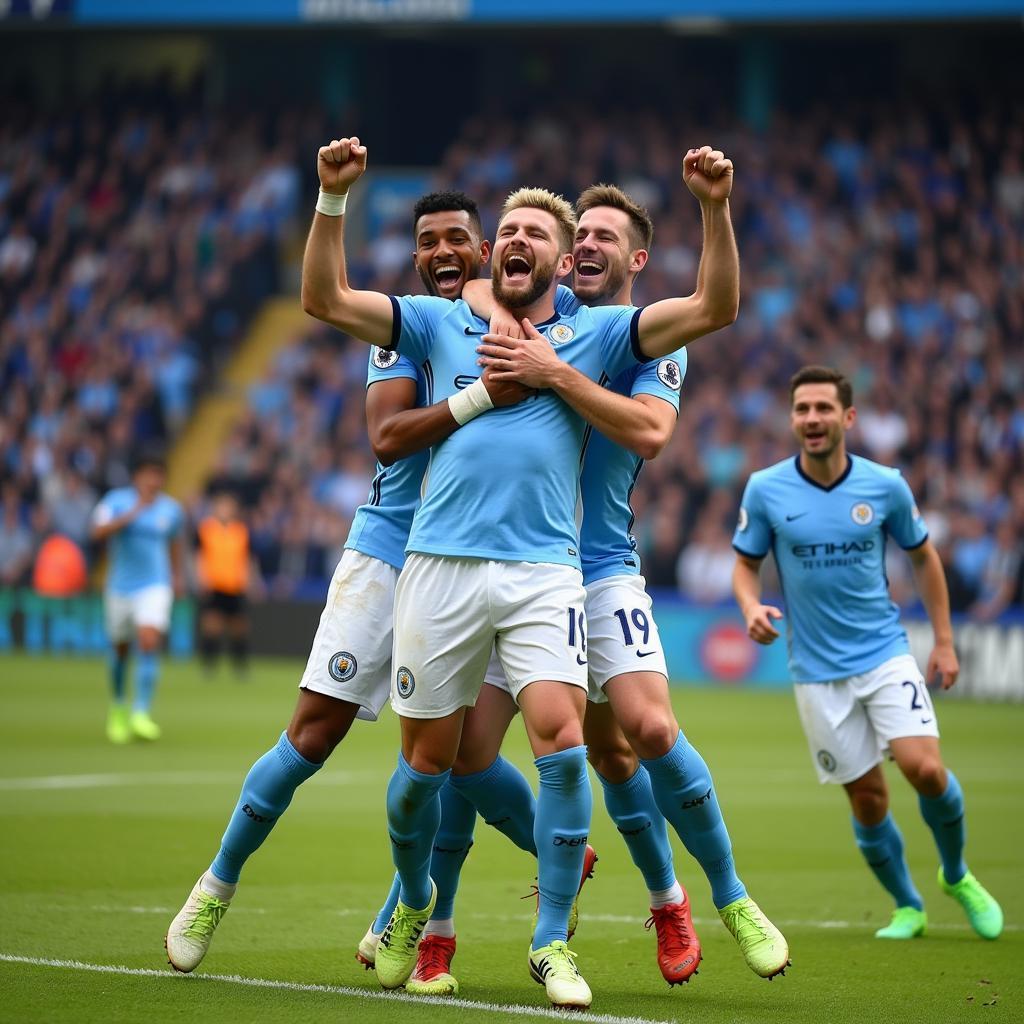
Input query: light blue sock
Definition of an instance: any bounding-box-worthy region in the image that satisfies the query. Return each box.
[386,753,449,910]
[132,650,158,713]
[532,745,592,948]
[372,874,402,933]
[450,754,538,855]
[641,731,746,909]
[429,782,477,920]
[598,765,675,893]
[210,732,322,884]
[918,771,967,885]
[108,650,127,702]
[852,813,923,910]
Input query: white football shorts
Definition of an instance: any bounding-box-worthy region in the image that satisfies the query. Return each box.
[391,554,588,719]
[584,574,668,703]
[794,653,941,785]
[105,584,173,643]
[298,548,398,722]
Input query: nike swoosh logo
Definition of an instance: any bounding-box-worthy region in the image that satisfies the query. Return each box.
[786,512,808,521]
[576,655,587,666]
[464,326,487,336]
[920,717,932,724]
[636,650,657,658]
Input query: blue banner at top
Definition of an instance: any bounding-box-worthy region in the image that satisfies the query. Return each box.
[70,0,1024,25]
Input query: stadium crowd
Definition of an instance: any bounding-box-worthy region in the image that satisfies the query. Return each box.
[2,84,1022,614]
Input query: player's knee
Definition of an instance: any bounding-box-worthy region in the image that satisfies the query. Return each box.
[288,713,352,763]
[907,757,946,797]
[628,716,677,760]
[850,787,888,825]
[588,743,638,785]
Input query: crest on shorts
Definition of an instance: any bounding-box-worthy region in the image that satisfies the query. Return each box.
[372,347,399,370]
[817,750,837,773]
[656,359,682,391]
[737,507,749,532]
[548,324,575,345]
[850,502,874,526]
[329,651,357,683]
[396,665,415,698]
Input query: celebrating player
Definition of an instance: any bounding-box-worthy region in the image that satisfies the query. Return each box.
[301,136,736,1009]
[731,365,1003,942]
[164,191,519,972]
[381,177,787,995]
[90,449,184,743]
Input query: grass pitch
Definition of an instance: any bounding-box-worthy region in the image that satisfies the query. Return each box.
[0,653,1020,1024]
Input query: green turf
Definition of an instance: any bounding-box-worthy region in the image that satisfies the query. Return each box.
[0,654,1019,1024]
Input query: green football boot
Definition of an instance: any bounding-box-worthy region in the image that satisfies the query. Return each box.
[106,703,131,744]
[165,875,231,972]
[375,881,436,990]
[528,940,592,1009]
[939,868,1003,940]
[719,896,790,979]
[130,710,162,741]
[875,905,927,939]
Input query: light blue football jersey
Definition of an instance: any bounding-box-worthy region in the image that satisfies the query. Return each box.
[732,454,929,682]
[344,347,430,571]
[390,294,645,567]
[92,488,184,594]
[580,352,686,585]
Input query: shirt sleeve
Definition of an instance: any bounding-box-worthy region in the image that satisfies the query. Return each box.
[595,304,646,380]
[886,472,929,550]
[366,346,420,388]
[732,475,772,559]
[628,347,687,412]
[388,294,451,365]
[91,493,118,527]
[554,285,582,316]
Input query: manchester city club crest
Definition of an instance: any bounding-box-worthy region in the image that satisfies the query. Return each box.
[396,665,415,698]
[737,506,749,532]
[817,750,837,773]
[372,346,399,369]
[328,651,357,683]
[656,359,682,391]
[850,501,875,526]
[548,324,575,345]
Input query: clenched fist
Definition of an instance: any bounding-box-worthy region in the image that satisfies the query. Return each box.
[683,145,733,204]
[318,137,367,195]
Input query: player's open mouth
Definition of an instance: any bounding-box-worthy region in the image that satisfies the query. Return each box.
[432,262,464,294]
[804,431,826,444]
[502,252,532,283]
[575,259,605,278]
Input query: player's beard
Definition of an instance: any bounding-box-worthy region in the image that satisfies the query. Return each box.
[802,425,841,459]
[574,252,629,305]
[492,254,558,311]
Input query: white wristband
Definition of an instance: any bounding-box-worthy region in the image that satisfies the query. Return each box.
[448,377,494,426]
[316,189,348,216]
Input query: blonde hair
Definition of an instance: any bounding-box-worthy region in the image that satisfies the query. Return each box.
[499,187,577,254]
[576,183,654,250]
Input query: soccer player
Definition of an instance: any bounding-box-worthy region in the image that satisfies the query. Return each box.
[164,191,528,972]
[90,449,184,743]
[301,137,738,1008]
[392,182,787,994]
[732,365,1003,942]
[196,491,253,678]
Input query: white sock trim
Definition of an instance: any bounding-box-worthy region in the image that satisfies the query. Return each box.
[423,918,455,938]
[649,881,684,909]
[201,871,237,901]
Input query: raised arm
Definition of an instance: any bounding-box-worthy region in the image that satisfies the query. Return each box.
[906,539,959,689]
[635,146,739,359]
[300,137,395,347]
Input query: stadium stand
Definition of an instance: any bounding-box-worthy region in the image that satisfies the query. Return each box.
[1,81,1021,611]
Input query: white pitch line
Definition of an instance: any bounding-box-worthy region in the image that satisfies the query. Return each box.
[0,954,672,1024]
[0,771,372,791]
